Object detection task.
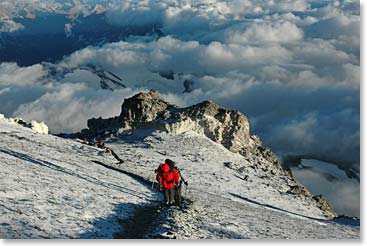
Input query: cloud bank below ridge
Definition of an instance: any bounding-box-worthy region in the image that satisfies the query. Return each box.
[0,0,360,175]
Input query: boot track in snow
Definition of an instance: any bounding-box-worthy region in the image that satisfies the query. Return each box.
[91,160,189,239]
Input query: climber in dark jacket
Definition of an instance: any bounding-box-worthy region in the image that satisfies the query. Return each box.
[165,159,188,206]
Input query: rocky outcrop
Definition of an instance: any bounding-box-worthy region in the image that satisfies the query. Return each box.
[0,114,48,134]
[85,89,255,156]
[177,100,251,153]
[313,195,337,219]
[87,90,176,133]
[87,116,121,133]
[86,90,282,163]
[84,89,285,175]
[119,89,176,124]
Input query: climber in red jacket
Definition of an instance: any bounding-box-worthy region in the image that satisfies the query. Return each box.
[156,162,180,206]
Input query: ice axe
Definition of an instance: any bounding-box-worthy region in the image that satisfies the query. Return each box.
[151,180,156,190]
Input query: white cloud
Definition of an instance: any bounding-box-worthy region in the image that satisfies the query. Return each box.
[306,14,359,39]
[271,113,318,150]
[226,21,304,45]
[106,0,164,28]
[341,63,359,88]
[0,62,47,85]
[13,83,143,133]
[269,0,310,12]
[0,19,24,33]
[292,166,360,217]
[292,39,353,67]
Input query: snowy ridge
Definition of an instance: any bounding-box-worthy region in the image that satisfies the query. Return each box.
[108,131,329,218]
[0,116,360,239]
[0,119,159,238]
[102,130,359,239]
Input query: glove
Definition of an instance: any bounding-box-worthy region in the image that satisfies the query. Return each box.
[184,181,188,186]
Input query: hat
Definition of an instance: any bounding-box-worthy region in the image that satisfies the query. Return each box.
[161,163,170,172]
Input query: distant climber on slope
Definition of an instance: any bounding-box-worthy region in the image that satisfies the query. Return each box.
[156,160,181,206]
[82,136,89,145]
[99,141,124,164]
[80,135,124,164]
[96,140,105,149]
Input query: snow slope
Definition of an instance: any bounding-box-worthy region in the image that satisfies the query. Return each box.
[0,119,360,239]
[105,130,360,239]
[0,120,159,239]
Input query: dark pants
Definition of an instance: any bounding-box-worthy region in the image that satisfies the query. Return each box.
[175,185,182,206]
[164,188,176,204]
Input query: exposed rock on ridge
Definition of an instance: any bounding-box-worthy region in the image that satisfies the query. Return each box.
[85,89,286,177]
[88,90,282,168]
[87,89,253,157]
[0,113,48,134]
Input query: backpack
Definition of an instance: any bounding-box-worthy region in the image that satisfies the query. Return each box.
[165,159,178,172]
[165,159,188,185]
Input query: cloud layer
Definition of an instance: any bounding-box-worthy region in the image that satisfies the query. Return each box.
[0,0,360,176]
[0,20,23,33]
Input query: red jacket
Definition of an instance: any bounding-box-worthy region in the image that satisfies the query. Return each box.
[156,163,180,189]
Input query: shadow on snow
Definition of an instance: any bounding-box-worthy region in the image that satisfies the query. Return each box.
[0,147,156,201]
[78,202,160,239]
[229,193,360,227]
[0,146,163,238]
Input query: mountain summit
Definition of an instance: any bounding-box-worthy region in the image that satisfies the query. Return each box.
[83,89,336,218]
[88,89,264,159]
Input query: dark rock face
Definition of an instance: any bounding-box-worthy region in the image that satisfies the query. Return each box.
[313,195,337,218]
[119,89,176,124]
[87,89,176,132]
[87,116,121,133]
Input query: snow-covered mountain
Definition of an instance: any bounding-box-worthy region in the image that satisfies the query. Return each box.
[0,0,112,20]
[0,90,359,239]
